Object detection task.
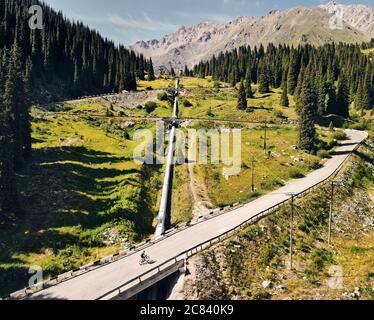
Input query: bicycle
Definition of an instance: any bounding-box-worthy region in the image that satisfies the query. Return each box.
[139,254,151,266]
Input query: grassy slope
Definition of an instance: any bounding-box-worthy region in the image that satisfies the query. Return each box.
[138,76,297,123]
[194,126,336,207]
[0,110,162,296]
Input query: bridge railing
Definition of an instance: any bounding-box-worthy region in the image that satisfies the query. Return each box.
[6,135,367,300]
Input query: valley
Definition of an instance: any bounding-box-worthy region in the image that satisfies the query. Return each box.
[0,0,373,302]
[0,76,364,296]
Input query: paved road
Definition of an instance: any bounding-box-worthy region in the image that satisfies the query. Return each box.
[29,130,367,300]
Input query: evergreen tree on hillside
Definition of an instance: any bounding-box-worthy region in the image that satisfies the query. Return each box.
[147,58,155,81]
[294,62,306,108]
[326,82,337,115]
[280,81,289,107]
[245,68,254,98]
[298,68,317,152]
[287,52,299,95]
[360,66,373,109]
[0,97,19,222]
[184,66,189,77]
[258,66,270,94]
[237,81,247,111]
[3,40,25,170]
[315,68,327,116]
[192,41,374,117]
[229,64,240,87]
[336,72,350,118]
[170,67,176,77]
[21,58,33,158]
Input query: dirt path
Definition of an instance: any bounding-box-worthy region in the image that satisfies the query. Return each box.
[187,143,213,218]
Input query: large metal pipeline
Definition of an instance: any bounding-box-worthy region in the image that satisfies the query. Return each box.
[155,79,179,237]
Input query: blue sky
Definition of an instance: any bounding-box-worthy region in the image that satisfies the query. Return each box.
[43,0,373,45]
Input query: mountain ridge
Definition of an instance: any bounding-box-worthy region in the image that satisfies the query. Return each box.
[130,2,374,72]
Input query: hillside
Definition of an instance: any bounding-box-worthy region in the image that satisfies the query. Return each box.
[179,142,374,300]
[130,2,374,71]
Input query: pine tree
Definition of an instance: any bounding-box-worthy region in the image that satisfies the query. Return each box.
[21,58,33,158]
[258,66,270,94]
[294,62,306,107]
[0,97,19,222]
[361,66,372,109]
[245,68,254,98]
[170,67,176,77]
[3,40,25,170]
[336,72,350,118]
[326,82,337,115]
[183,65,189,77]
[315,69,326,116]
[298,68,317,152]
[280,81,289,107]
[237,81,247,111]
[287,52,298,95]
[147,59,155,81]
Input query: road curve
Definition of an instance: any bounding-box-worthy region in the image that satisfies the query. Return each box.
[28,130,368,300]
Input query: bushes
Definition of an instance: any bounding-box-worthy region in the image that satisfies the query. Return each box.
[289,168,305,179]
[260,246,277,266]
[100,122,130,140]
[273,110,286,119]
[317,150,331,159]
[352,163,374,188]
[157,92,169,101]
[183,99,193,107]
[79,226,108,248]
[213,172,221,182]
[261,179,284,190]
[145,101,157,113]
[310,249,333,272]
[349,119,372,131]
[306,159,322,170]
[332,131,347,141]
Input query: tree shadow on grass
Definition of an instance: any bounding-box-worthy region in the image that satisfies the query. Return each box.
[0,266,30,298]
[0,229,79,297]
[354,148,374,164]
[0,146,156,295]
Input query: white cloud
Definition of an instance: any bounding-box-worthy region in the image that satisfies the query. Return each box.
[174,11,233,24]
[107,12,178,32]
[223,0,247,5]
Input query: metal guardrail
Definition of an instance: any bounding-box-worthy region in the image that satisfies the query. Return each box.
[5,134,367,300]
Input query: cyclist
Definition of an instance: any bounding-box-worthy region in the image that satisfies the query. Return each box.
[140,251,150,265]
[141,251,147,261]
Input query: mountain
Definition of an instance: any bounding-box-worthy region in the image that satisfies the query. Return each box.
[130,2,374,72]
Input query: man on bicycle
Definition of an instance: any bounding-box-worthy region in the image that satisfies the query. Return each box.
[140,251,151,265]
[141,251,147,261]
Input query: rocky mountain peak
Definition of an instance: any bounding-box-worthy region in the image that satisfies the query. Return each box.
[130,2,374,72]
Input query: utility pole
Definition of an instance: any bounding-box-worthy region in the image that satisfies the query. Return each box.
[251,157,256,193]
[264,121,267,156]
[328,181,336,246]
[288,193,295,271]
